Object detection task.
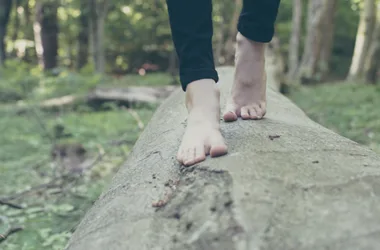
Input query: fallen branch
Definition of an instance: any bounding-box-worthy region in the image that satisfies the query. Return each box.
[0,200,24,209]
[126,108,145,130]
[15,85,179,114]
[0,178,61,202]
[0,216,24,243]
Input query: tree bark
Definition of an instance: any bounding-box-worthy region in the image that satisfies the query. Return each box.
[287,0,302,80]
[11,0,22,42]
[297,0,329,83]
[33,1,59,70]
[77,0,90,70]
[65,66,380,250]
[0,0,12,65]
[223,0,242,65]
[347,0,377,80]
[267,35,286,90]
[297,0,328,83]
[318,0,338,79]
[214,17,225,66]
[364,2,380,84]
[89,0,109,73]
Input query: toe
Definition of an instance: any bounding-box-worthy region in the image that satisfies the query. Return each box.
[183,148,196,166]
[223,104,238,122]
[257,102,266,118]
[209,132,228,158]
[194,145,206,164]
[223,111,238,122]
[176,148,184,164]
[240,107,250,120]
[248,106,259,119]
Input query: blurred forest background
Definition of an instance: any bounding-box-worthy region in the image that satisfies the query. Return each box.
[0,0,379,249]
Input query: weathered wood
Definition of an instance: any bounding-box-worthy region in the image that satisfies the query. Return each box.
[66,67,380,250]
[347,0,377,80]
[14,85,179,113]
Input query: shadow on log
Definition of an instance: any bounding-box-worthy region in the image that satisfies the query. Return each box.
[66,66,380,250]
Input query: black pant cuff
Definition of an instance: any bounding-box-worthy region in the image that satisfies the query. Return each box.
[237,21,275,43]
[180,69,219,91]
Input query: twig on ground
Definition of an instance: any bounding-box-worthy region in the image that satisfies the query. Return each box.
[25,104,55,144]
[54,179,80,203]
[31,158,50,177]
[1,143,106,204]
[0,200,24,209]
[0,178,61,202]
[0,216,24,243]
[126,108,145,130]
[81,144,105,171]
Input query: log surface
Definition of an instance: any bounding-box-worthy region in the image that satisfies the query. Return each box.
[66,67,380,250]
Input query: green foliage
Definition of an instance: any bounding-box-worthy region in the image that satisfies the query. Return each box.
[276,0,361,78]
[330,0,360,77]
[35,71,103,99]
[0,58,173,104]
[0,70,164,249]
[288,82,380,153]
[3,0,367,79]
[0,106,156,249]
[0,60,39,102]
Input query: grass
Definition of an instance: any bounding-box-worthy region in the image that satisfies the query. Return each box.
[287,81,380,153]
[0,69,167,249]
[0,107,157,250]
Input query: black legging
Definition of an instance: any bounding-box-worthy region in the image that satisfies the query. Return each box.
[166,0,281,91]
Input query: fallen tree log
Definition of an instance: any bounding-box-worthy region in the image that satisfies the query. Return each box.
[66,66,380,250]
[14,85,179,113]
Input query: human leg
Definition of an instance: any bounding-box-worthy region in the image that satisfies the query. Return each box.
[166,0,227,166]
[224,0,281,121]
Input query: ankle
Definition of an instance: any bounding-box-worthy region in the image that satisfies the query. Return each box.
[185,79,219,110]
[236,33,265,58]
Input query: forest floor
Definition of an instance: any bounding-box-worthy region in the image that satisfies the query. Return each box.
[288,81,380,153]
[0,70,379,249]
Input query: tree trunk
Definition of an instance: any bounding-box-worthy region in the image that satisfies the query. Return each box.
[89,0,109,73]
[77,0,90,70]
[11,0,22,42]
[347,0,377,80]
[318,0,338,79]
[214,18,225,66]
[0,0,12,65]
[267,35,286,91]
[66,66,380,250]
[287,0,302,80]
[223,0,242,65]
[21,0,34,63]
[297,0,327,83]
[34,1,59,70]
[364,2,380,84]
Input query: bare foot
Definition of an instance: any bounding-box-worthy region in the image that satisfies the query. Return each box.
[223,32,267,122]
[177,79,227,166]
